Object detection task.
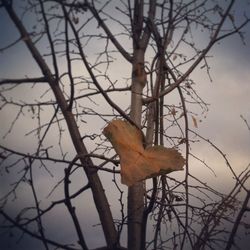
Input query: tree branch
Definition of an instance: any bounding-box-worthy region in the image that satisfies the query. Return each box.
[144,0,244,104]
[0,77,47,85]
[3,3,118,248]
[0,210,80,250]
[64,156,89,250]
[225,191,250,250]
[78,1,133,63]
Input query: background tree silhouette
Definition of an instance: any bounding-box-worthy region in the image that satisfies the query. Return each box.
[0,0,249,250]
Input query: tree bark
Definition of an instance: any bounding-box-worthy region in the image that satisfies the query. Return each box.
[128,49,146,250]
[128,1,156,248]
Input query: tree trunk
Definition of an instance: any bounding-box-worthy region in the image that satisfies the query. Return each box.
[128,49,146,250]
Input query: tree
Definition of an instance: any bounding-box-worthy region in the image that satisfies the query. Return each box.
[0,0,249,249]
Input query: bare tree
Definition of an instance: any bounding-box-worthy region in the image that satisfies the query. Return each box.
[0,0,249,250]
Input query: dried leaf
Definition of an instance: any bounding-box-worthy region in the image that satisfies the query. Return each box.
[175,195,183,202]
[73,16,79,24]
[192,115,198,128]
[170,107,177,116]
[103,120,185,186]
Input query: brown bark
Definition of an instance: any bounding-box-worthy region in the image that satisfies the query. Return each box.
[127,1,156,249]
[128,50,146,250]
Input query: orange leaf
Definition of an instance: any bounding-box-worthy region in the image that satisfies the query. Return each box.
[103,120,185,186]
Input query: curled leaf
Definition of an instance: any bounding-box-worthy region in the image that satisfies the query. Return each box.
[73,16,79,24]
[192,115,198,128]
[103,120,185,186]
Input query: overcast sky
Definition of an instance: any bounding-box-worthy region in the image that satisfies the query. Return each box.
[0,1,250,249]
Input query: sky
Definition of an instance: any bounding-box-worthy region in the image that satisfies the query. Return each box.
[0,1,250,249]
